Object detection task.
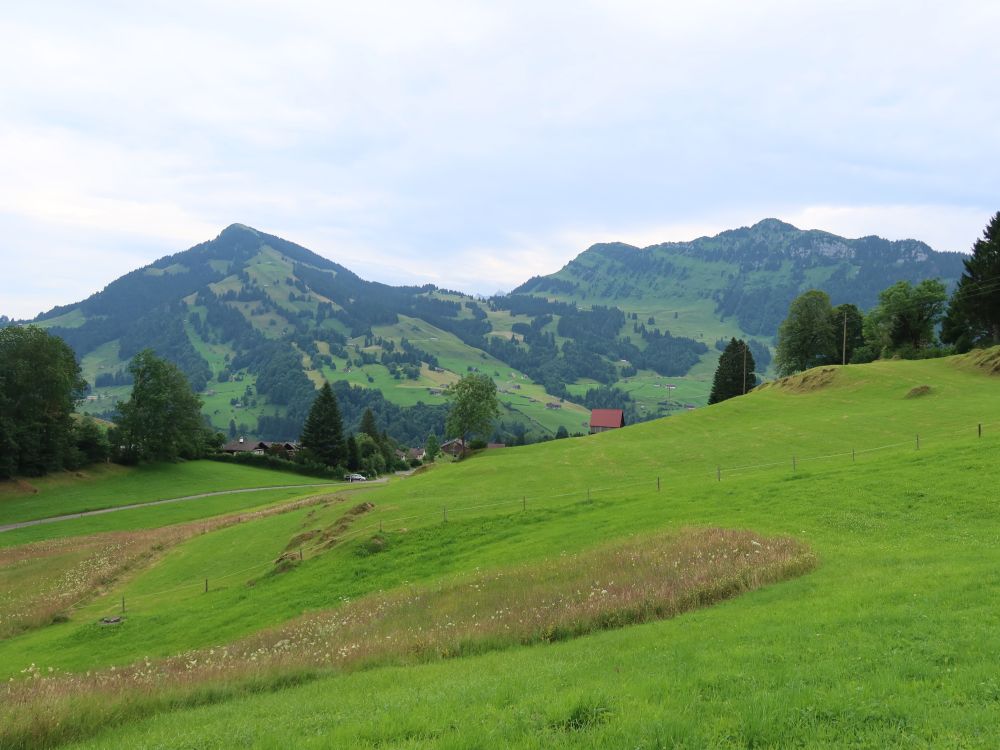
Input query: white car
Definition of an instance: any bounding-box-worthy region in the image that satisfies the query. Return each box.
[346,473,367,482]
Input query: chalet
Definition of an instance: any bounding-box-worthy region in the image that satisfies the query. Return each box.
[221,438,299,457]
[589,409,625,434]
[221,437,269,455]
[439,438,465,457]
[486,442,506,450]
[406,447,426,461]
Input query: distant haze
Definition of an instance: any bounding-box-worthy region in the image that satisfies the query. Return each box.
[1,1,998,319]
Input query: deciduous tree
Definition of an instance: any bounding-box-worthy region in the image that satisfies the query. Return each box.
[424,432,440,461]
[0,326,86,477]
[444,373,500,456]
[864,280,947,354]
[116,349,214,463]
[775,291,837,376]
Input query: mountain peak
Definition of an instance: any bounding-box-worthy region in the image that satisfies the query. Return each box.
[749,218,799,233]
[218,223,261,239]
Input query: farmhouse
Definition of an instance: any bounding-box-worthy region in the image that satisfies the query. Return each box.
[221,437,268,455]
[221,438,299,457]
[439,438,465,456]
[589,408,625,434]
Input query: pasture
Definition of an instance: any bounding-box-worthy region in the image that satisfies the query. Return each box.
[2,349,999,748]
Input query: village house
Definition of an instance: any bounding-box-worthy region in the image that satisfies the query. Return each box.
[221,438,300,457]
[221,437,268,455]
[439,438,465,457]
[589,409,625,434]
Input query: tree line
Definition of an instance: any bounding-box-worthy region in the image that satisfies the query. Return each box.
[773,211,1000,377]
[0,330,220,478]
[701,211,999,407]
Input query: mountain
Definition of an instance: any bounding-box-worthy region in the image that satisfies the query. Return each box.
[23,220,965,441]
[30,225,591,444]
[515,218,964,337]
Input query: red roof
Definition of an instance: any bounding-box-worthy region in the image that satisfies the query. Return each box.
[589,409,625,429]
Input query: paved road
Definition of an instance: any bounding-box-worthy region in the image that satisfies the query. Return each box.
[0,480,384,533]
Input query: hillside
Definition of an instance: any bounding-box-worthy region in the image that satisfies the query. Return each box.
[1,349,999,747]
[29,225,590,444]
[20,220,964,441]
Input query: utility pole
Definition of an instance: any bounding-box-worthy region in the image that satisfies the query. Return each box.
[842,312,848,366]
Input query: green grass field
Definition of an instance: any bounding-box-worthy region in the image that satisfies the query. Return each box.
[0,462,331,527]
[2,349,1000,748]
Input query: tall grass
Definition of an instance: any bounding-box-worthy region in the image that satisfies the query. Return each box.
[0,493,341,639]
[0,527,814,749]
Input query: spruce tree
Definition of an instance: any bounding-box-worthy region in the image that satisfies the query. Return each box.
[359,408,380,442]
[346,434,360,471]
[709,338,756,405]
[942,211,1000,349]
[300,382,345,467]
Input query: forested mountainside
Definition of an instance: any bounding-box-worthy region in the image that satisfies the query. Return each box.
[21,220,963,441]
[516,218,964,338]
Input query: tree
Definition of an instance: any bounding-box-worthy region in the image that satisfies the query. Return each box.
[942,211,1000,350]
[74,416,111,466]
[709,338,756,404]
[0,325,86,477]
[346,434,360,471]
[864,280,947,354]
[355,432,386,476]
[359,408,380,443]
[299,382,346,468]
[424,432,440,462]
[116,349,213,463]
[555,425,569,439]
[775,291,837,376]
[444,373,500,456]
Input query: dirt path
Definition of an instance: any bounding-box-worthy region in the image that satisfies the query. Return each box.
[0,479,386,533]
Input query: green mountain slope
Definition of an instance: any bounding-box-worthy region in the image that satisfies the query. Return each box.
[28,225,587,444]
[3,349,1000,747]
[516,218,963,338]
[22,220,964,441]
[511,219,964,407]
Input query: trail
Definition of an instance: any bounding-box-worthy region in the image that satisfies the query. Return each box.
[0,480,386,533]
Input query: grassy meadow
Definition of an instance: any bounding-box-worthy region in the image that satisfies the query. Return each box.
[1,348,999,747]
[0,461,332,527]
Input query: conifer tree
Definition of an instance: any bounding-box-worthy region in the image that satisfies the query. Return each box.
[708,338,756,405]
[300,382,345,467]
[359,408,380,442]
[346,434,360,471]
[942,211,1000,350]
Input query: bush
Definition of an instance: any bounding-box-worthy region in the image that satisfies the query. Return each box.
[207,452,342,479]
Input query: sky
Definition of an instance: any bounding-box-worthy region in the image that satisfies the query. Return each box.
[1,0,998,320]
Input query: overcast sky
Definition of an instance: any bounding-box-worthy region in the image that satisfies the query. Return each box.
[2,1,998,319]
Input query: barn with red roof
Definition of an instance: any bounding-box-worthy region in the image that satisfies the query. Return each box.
[589,408,625,434]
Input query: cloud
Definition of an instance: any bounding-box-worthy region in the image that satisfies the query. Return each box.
[1,1,998,318]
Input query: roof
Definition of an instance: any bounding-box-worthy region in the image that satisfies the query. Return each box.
[222,439,268,452]
[589,409,625,429]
